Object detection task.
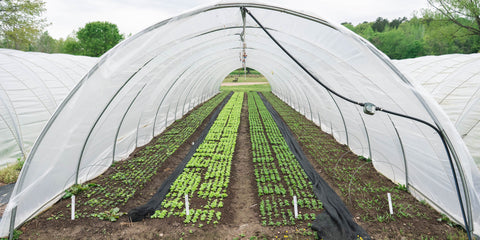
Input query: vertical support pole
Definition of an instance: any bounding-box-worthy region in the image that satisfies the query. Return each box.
[388,193,393,215]
[71,195,76,220]
[293,196,298,219]
[8,206,17,240]
[185,194,190,216]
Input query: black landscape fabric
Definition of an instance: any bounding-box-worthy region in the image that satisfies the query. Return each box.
[258,92,371,240]
[128,92,233,222]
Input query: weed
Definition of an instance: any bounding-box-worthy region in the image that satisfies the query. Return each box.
[394,184,408,192]
[91,207,124,222]
[0,158,24,184]
[63,183,97,199]
[0,229,22,240]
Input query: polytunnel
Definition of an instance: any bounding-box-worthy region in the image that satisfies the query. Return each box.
[0,49,97,168]
[1,2,480,237]
[394,54,480,170]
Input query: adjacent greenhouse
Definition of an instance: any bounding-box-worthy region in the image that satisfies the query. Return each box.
[0,49,97,168]
[394,54,480,170]
[1,2,479,238]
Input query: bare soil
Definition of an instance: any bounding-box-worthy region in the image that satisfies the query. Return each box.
[17,93,468,240]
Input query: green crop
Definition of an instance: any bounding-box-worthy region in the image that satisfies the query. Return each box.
[247,92,322,226]
[152,92,243,228]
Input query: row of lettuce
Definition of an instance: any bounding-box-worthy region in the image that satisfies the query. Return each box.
[150,92,323,228]
[248,92,322,226]
[262,92,433,224]
[57,92,230,220]
[151,92,244,226]
[57,91,324,230]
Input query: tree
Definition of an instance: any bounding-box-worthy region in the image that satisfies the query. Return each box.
[352,22,375,39]
[33,31,56,53]
[427,0,480,37]
[56,34,83,55]
[372,17,389,32]
[76,21,123,57]
[0,0,47,50]
[389,17,407,29]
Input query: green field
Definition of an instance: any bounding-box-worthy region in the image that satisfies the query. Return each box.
[222,75,268,83]
[220,84,271,92]
[228,68,262,75]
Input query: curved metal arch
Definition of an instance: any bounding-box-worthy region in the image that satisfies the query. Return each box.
[245,35,372,145]
[167,49,240,120]
[248,59,314,119]
[150,51,238,137]
[355,106,372,158]
[0,75,26,159]
[248,59,306,115]
[173,55,235,119]
[24,53,81,92]
[74,57,156,184]
[112,84,147,164]
[327,91,349,145]
[121,3,339,48]
[7,54,64,109]
[150,68,190,137]
[245,49,312,117]
[178,57,240,115]
[127,36,240,138]
[387,114,408,189]
[174,57,231,120]
[13,55,107,193]
[365,43,474,232]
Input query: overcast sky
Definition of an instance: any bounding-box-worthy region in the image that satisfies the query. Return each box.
[45,0,432,39]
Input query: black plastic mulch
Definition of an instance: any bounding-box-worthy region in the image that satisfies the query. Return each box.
[258,92,371,240]
[128,92,233,222]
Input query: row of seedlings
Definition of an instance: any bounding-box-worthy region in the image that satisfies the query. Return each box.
[56,92,230,221]
[247,92,323,227]
[151,92,244,227]
[262,92,433,224]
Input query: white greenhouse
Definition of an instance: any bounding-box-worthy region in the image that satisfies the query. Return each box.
[0,49,97,168]
[0,2,479,238]
[394,54,480,170]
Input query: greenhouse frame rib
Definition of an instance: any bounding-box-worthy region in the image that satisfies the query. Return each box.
[2,2,479,238]
[244,6,472,237]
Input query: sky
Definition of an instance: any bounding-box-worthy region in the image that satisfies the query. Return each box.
[44,0,432,39]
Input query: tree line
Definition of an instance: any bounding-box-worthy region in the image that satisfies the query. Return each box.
[29,21,124,57]
[343,13,480,59]
[0,0,123,57]
[342,0,480,60]
[1,0,480,59]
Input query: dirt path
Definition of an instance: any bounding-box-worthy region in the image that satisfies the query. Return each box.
[226,93,267,237]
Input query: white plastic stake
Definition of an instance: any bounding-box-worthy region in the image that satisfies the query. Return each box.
[387,193,393,215]
[293,196,298,219]
[185,194,190,216]
[71,195,76,220]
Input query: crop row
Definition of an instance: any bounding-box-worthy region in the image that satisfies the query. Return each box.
[55,92,230,221]
[151,92,244,227]
[247,92,322,227]
[262,92,430,224]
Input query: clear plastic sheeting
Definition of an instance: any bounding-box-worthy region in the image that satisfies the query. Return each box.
[0,49,97,168]
[394,54,480,170]
[1,2,480,237]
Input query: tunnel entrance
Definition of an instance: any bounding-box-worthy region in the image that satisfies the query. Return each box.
[221,67,271,92]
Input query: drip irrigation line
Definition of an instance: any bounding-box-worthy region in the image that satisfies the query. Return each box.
[128,92,233,221]
[243,7,472,239]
